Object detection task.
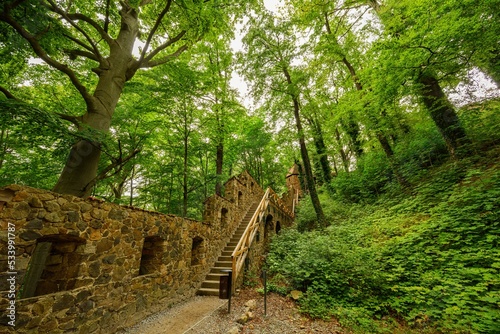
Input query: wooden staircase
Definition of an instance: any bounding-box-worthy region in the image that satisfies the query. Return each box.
[196,202,259,296]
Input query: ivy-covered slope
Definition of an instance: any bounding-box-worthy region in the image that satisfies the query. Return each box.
[266,146,500,333]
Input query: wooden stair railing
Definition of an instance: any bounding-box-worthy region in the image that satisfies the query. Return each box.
[231,187,296,289]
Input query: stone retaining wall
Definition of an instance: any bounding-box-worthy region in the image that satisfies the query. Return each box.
[0,170,296,333]
[0,171,271,333]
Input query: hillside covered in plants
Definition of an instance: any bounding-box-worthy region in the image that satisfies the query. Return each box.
[266,129,500,333]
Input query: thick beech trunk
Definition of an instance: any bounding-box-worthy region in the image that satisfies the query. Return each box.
[52,6,139,197]
[418,74,469,158]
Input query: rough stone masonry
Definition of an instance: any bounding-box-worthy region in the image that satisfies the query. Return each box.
[0,171,296,333]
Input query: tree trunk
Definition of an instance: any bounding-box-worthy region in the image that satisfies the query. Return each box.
[376,132,410,189]
[129,164,135,207]
[324,13,364,159]
[52,139,103,197]
[283,67,326,227]
[418,74,470,158]
[294,99,326,227]
[182,106,189,217]
[344,118,363,158]
[335,127,350,172]
[309,118,332,187]
[215,141,223,196]
[53,6,139,197]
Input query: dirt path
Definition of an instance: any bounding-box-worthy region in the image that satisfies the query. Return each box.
[120,289,346,334]
[119,296,227,334]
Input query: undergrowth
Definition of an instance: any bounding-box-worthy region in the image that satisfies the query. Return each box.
[266,146,500,333]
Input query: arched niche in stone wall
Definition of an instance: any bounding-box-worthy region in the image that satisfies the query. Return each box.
[264,214,273,241]
[139,236,165,276]
[237,191,243,206]
[220,208,228,225]
[191,236,205,266]
[276,221,281,234]
[20,234,86,298]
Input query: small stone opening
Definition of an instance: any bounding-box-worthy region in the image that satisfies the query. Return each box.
[21,234,85,298]
[191,236,204,266]
[139,236,165,276]
[220,208,228,225]
[264,214,273,240]
[276,221,281,234]
[237,191,243,206]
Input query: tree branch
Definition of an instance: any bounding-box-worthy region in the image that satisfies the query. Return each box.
[45,0,104,60]
[65,13,114,46]
[104,0,111,33]
[0,7,95,107]
[91,147,141,188]
[138,0,174,63]
[0,9,95,109]
[143,44,189,68]
[63,33,95,53]
[65,49,100,62]
[0,85,18,100]
[56,112,82,127]
[143,30,188,64]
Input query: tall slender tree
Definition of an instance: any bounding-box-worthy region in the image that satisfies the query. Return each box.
[239,13,326,226]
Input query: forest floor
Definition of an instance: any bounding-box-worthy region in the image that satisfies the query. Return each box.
[119,288,347,334]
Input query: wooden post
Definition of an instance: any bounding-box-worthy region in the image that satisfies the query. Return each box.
[19,242,52,299]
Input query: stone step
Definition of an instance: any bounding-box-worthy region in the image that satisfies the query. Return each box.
[196,288,219,296]
[196,201,259,296]
[206,272,226,281]
[210,266,232,273]
[201,280,220,290]
[215,261,232,267]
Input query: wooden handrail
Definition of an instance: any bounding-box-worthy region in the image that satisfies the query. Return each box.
[231,187,295,289]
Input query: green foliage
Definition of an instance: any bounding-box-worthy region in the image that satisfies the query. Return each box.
[0,99,73,188]
[267,147,500,333]
[382,165,500,332]
[331,151,392,203]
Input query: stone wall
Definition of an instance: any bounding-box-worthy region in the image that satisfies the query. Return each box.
[0,170,295,333]
[242,199,294,287]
